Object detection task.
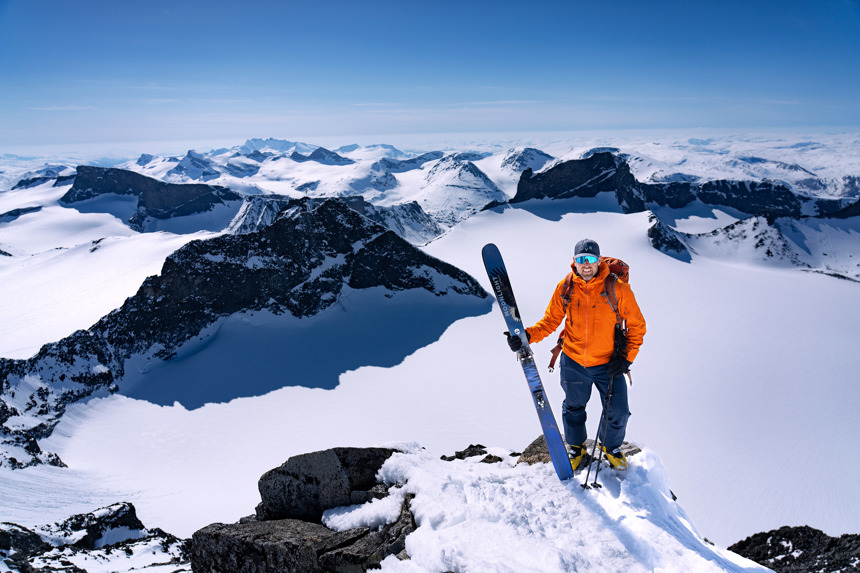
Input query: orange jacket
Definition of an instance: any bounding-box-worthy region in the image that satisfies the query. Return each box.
[525,260,646,367]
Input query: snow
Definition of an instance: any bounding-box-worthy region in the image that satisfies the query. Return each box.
[2,132,860,571]
[361,447,766,572]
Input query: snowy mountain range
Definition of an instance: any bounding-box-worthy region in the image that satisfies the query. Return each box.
[1,132,859,572]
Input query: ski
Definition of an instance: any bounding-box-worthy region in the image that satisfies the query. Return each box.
[482,243,573,481]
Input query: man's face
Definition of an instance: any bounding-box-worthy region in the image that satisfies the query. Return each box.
[574,258,599,281]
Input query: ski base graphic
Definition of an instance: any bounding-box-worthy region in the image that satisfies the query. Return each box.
[482,243,573,481]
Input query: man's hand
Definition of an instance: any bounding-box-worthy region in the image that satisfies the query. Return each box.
[504,331,525,352]
[607,357,631,379]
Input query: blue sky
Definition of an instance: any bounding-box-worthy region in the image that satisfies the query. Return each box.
[1,0,859,153]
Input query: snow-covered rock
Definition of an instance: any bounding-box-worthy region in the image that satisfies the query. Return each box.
[166,150,221,181]
[418,154,507,228]
[0,502,188,572]
[500,147,554,174]
[191,442,770,573]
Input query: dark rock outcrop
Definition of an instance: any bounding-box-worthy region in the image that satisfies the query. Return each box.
[647,214,692,262]
[512,152,806,221]
[61,166,242,231]
[256,447,400,522]
[193,446,414,572]
[823,198,860,219]
[514,152,638,205]
[0,206,42,223]
[729,525,860,573]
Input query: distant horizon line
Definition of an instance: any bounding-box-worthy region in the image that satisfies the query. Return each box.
[3,126,859,161]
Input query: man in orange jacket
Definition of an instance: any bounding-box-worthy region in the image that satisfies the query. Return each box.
[506,238,646,471]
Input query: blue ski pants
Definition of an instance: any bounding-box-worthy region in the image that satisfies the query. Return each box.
[559,352,630,451]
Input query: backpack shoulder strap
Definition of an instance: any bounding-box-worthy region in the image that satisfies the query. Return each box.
[560,272,574,311]
[549,272,574,372]
[603,274,623,327]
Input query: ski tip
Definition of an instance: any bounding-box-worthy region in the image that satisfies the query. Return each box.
[481,243,498,255]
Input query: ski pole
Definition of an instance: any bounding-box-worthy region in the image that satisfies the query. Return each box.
[589,373,616,489]
[582,371,615,489]
[581,407,605,489]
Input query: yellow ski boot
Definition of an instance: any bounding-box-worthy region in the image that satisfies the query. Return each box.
[566,443,586,471]
[601,445,628,470]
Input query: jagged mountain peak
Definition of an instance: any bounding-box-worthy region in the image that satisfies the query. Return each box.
[501,147,554,173]
[239,138,317,155]
[166,150,220,181]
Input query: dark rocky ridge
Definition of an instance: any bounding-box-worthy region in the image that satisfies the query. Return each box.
[0,198,488,469]
[11,173,76,190]
[291,147,355,166]
[512,151,814,221]
[61,165,243,231]
[508,151,858,222]
[729,525,860,573]
[0,502,188,571]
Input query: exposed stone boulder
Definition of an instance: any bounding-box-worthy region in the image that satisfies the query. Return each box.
[439,443,507,464]
[192,446,414,572]
[193,495,415,573]
[256,447,400,522]
[729,525,860,573]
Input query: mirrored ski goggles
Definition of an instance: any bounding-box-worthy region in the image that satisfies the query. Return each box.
[574,255,599,264]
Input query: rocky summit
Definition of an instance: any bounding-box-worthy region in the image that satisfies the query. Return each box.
[192,447,412,573]
[0,198,488,469]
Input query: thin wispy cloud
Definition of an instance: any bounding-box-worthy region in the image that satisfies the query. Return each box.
[27,105,95,111]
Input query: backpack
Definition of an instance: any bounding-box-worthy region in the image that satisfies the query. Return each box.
[547,257,629,372]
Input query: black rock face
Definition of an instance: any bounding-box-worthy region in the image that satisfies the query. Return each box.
[61,166,242,231]
[514,152,640,204]
[646,215,691,262]
[729,525,860,573]
[512,152,809,220]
